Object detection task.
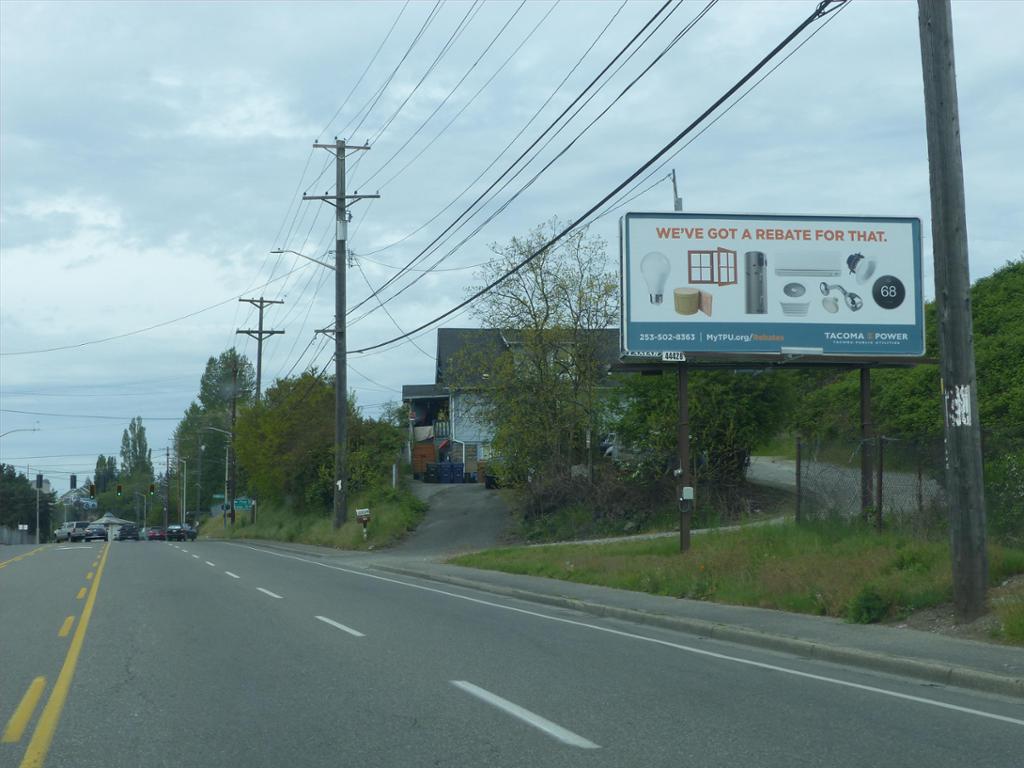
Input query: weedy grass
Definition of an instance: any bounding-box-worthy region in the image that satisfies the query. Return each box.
[995,600,1024,644]
[198,484,425,550]
[450,521,1024,627]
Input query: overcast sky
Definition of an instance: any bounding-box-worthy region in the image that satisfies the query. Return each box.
[1,0,1021,494]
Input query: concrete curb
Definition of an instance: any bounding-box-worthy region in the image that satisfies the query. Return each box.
[372,563,1024,701]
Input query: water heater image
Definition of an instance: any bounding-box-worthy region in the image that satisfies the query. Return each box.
[745,251,767,314]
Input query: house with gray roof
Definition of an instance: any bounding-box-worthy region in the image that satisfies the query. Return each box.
[402,327,620,479]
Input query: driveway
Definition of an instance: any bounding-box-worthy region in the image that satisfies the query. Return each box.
[385,481,512,560]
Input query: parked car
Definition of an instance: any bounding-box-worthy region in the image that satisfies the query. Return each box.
[147,527,166,541]
[166,524,188,541]
[84,524,108,542]
[115,524,140,541]
[67,521,91,542]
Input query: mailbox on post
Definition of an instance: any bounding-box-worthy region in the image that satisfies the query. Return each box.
[356,508,370,540]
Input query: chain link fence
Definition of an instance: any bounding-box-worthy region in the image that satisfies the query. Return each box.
[794,427,1023,544]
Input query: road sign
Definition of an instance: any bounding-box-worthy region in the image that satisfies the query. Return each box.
[212,493,225,499]
[233,498,252,511]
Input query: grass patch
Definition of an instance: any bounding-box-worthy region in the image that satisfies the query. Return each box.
[996,601,1024,644]
[198,483,425,550]
[450,521,1024,624]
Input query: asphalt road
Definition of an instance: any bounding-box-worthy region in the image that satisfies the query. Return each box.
[2,540,1023,767]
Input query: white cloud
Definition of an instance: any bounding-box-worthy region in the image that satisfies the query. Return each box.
[144,68,317,141]
[13,194,123,230]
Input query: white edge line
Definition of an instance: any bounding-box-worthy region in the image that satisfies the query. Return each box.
[231,543,1024,727]
[451,680,599,749]
[257,587,283,599]
[225,571,240,579]
[192,554,199,559]
[205,561,216,567]
[315,615,366,637]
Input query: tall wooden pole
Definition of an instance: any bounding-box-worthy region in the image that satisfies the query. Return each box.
[918,0,987,621]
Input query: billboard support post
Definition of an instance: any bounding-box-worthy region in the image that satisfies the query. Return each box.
[860,367,873,522]
[676,363,691,552]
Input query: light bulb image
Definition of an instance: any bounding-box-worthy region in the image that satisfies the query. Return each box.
[640,251,671,304]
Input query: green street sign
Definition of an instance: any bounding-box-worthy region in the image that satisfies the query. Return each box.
[233,498,252,511]
[212,494,225,499]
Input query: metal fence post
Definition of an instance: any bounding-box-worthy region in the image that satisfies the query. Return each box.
[795,435,803,524]
[875,435,884,531]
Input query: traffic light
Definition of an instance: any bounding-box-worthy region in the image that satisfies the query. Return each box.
[116,484,123,497]
[70,474,77,490]
[148,483,155,496]
[89,484,96,498]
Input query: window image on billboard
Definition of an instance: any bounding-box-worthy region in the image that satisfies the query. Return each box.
[620,213,924,358]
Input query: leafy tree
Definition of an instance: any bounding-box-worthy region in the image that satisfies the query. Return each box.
[451,218,618,487]
[234,371,402,514]
[0,464,55,540]
[171,348,255,516]
[120,416,153,477]
[93,454,118,493]
[199,348,255,414]
[787,257,1024,440]
[612,369,795,484]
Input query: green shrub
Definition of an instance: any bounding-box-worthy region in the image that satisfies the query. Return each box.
[846,585,894,624]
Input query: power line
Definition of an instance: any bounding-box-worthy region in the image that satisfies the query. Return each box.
[353,258,436,361]
[362,0,484,151]
[344,0,676,319]
[589,0,851,224]
[348,0,707,325]
[340,1,445,143]
[362,0,606,247]
[356,0,529,188]
[350,0,847,355]
[1,409,181,421]
[0,262,312,357]
[319,0,411,138]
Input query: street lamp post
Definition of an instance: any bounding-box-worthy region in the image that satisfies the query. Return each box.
[197,443,205,519]
[0,427,40,439]
[203,427,233,524]
[179,459,187,526]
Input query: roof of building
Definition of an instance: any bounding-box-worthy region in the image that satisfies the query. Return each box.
[401,383,448,399]
[401,327,622,400]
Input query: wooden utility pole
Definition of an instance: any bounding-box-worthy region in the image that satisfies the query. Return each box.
[237,297,284,399]
[229,358,240,523]
[304,139,378,529]
[918,0,987,621]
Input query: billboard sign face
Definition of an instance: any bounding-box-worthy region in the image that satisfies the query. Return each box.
[620,213,924,358]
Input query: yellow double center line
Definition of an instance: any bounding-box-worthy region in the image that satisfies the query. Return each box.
[19,541,110,768]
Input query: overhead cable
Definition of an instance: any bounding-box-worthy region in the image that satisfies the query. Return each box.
[350,0,848,355]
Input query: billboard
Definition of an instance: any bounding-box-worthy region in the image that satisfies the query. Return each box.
[620,213,924,358]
